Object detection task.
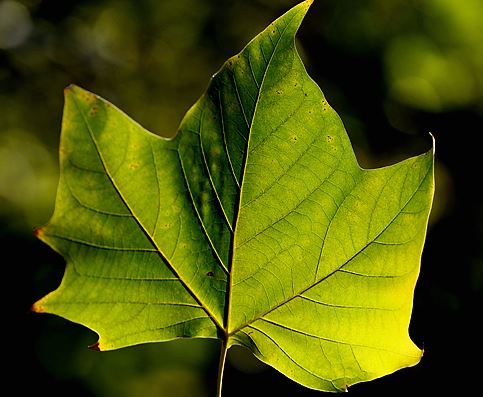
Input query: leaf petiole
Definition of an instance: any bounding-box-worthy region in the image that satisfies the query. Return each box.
[216,338,228,397]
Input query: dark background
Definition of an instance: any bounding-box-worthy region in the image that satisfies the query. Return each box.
[1,0,481,395]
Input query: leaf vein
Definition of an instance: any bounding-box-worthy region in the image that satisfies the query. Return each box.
[218,90,241,188]
[177,149,229,274]
[70,94,224,331]
[230,164,432,334]
[247,324,338,386]
[198,108,234,232]
[45,233,157,252]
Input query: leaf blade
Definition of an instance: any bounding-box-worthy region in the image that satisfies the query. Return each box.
[34,85,227,349]
[222,0,434,390]
[230,147,433,390]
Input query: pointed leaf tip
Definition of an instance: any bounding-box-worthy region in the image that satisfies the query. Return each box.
[33,227,44,239]
[31,301,45,313]
[88,341,101,351]
[429,132,436,155]
[63,84,98,104]
[63,84,76,94]
[296,0,314,13]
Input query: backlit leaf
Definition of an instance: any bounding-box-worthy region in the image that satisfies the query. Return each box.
[34,0,434,392]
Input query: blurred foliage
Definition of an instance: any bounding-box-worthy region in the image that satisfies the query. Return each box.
[1,0,481,396]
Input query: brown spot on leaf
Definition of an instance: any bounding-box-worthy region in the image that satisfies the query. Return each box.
[31,302,45,313]
[206,271,214,277]
[33,227,44,238]
[64,84,74,94]
[326,135,334,143]
[129,161,140,170]
[89,342,101,351]
[89,106,98,117]
[81,91,96,103]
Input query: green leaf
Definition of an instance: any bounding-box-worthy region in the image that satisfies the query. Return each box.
[34,0,434,392]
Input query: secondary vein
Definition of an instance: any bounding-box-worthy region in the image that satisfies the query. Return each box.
[229,164,432,335]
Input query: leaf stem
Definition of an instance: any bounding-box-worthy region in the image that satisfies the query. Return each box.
[216,338,228,397]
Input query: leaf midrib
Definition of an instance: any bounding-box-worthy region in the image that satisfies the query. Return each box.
[225,10,300,334]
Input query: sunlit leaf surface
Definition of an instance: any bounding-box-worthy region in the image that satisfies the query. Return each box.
[34,0,434,392]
